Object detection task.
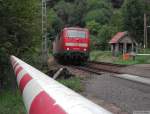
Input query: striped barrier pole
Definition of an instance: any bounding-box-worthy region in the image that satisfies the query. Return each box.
[10,55,112,114]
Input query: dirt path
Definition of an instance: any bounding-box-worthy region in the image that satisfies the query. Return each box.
[121,64,150,78]
[67,67,129,114]
[82,73,150,114]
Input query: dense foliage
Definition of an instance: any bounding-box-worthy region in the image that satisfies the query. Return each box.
[0,0,41,88]
[122,0,145,44]
[47,0,149,49]
[47,0,115,50]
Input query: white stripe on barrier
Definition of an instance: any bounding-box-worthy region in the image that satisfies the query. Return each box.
[23,79,43,111]
[11,55,112,114]
[11,59,16,65]
[17,69,27,86]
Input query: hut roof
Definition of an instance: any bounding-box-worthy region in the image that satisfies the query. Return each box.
[109,32,127,44]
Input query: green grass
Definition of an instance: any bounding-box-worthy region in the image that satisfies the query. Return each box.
[90,51,113,62]
[134,55,150,64]
[0,90,26,114]
[0,77,83,114]
[113,54,150,65]
[58,77,83,92]
[90,50,150,65]
[113,59,137,65]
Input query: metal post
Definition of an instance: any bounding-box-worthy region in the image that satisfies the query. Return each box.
[132,43,134,52]
[144,13,147,48]
[147,26,150,48]
[42,0,48,65]
[123,43,127,54]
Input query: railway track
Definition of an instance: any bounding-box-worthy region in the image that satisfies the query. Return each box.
[72,61,127,74]
[89,61,127,67]
[73,66,102,75]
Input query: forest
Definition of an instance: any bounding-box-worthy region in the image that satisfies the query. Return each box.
[47,0,149,49]
[0,0,150,89]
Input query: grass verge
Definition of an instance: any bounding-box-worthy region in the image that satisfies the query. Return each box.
[0,90,26,114]
[90,51,112,62]
[90,50,150,65]
[58,77,83,92]
[0,77,82,114]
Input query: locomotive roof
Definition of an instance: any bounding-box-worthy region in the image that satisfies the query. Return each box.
[63,27,88,31]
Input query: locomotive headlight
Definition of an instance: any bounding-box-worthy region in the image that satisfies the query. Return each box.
[67,48,70,50]
[84,48,87,51]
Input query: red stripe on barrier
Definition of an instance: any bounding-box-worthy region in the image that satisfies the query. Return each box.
[29,91,67,114]
[15,66,23,76]
[19,74,32,93]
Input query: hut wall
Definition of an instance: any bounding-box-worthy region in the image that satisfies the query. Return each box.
[119,36,133,43]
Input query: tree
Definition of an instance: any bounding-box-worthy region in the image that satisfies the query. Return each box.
[87,0,112,11]
[0,0,41,88]
[84,8,112,26]
[47,9,64,40]
[111,0,124,8]
[54,1,75,25]
[86,20,100,34]
[122,0,144,43]
[110,10,123,31]
[72,0,88,26]
[53,0,87,26]
[97,25,118,50]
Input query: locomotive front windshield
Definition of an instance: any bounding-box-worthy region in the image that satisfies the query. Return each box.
[66,30,86,38]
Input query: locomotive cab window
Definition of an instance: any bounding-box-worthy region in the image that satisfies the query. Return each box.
[66,30,86,38]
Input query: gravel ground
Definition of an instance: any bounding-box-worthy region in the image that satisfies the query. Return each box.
[67,67,129,114]
[121,64,150,78]
[82,73,150,114]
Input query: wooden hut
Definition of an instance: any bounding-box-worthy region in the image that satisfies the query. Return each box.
[109,31,138,56]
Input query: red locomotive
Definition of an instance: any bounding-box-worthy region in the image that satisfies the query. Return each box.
[53,27,90,64]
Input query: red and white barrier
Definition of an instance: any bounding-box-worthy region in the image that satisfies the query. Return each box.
[11,55,112,114]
